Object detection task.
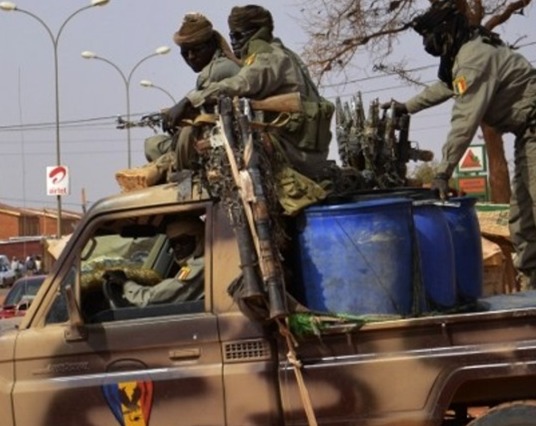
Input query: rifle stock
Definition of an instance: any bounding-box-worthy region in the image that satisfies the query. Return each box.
[249,92,302,113]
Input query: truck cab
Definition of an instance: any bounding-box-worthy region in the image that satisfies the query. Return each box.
[0,183,273,425]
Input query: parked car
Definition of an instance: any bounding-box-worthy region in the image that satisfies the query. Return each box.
[0,264,15,287]
[0,275,46,319]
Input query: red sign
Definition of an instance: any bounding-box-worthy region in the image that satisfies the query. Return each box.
[46,165,70,196]
[458,176,487,195]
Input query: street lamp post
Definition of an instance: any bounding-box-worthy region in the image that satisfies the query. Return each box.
[81,46,171,168]
[140,79,176,103]
[0,0,109,238]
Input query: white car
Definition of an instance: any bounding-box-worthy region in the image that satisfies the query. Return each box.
[0,265,15,287]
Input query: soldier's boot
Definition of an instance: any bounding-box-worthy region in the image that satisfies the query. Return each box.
[115,161,163,192]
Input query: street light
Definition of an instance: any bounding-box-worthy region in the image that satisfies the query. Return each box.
[0,0,109,238]
[140,79,176,103]
[81,46,171,168]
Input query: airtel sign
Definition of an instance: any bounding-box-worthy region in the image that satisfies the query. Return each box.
[46,165,70,196]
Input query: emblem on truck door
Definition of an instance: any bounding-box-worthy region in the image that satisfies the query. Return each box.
[102,380,154,426]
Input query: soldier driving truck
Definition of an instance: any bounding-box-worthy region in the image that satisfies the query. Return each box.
[102,217,205,308]
[5,3,536,426]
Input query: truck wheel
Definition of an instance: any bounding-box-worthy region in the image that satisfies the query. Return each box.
[467,401,536,426]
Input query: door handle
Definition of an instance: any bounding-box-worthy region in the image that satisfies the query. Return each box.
[169,348,201,361]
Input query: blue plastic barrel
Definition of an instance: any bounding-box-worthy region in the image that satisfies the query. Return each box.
[439,197,483,302]
[413,202,457,310]
[293,197,415,316]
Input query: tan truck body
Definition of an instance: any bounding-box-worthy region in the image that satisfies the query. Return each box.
[1,182,536,425]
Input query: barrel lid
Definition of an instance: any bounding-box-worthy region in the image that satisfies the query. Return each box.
[305,196,412,214]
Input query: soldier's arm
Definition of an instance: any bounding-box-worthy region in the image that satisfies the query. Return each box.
[437,66,498,177]
[405,81,453,114]
[187,50,289,107]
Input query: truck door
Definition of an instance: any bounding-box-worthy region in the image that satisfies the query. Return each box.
[11,207,225,426]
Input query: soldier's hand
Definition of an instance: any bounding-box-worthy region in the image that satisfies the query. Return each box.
[103,269,128,287]
[431,173,450,201]
[380,99,408,115]
[162,97,192,133]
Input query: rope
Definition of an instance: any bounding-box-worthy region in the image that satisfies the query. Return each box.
[277,318,319,426]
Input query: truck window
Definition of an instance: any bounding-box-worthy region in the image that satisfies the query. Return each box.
[75,213,206,323]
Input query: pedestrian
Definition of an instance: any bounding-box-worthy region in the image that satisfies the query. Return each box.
[162,4,335,181]
[385,0,536,286]
[35,255,43,274]
[25,256,36,275]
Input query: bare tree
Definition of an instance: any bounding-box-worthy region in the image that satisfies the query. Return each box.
[300,0,533,202]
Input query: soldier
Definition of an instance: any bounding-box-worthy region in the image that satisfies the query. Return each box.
[386,0,536,286]
[163,12,240,172]
[162,4,335,181]
[122,12,241,190]
[103,217,205,307]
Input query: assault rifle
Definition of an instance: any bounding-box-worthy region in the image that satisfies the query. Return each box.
[335,93,434,188]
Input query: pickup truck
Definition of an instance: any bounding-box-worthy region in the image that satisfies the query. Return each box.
[1,180,536,426]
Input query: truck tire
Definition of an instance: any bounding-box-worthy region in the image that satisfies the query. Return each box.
[467,401,536,425]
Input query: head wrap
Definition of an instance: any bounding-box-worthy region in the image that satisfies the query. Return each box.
[411,0,459,36]
[173,12,240,65]
[173,12,214,46]
[411,1,471,89]
[166,217,204,239]
[228,5,273,32]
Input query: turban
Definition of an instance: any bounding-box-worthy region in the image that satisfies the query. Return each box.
[228,5,273,32]
[411,0,460,36]
[167,217,204,239]
[173,12,214,46]
[173,12,240,65]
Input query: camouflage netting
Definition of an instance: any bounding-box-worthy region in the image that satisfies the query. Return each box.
[288,312,402,338]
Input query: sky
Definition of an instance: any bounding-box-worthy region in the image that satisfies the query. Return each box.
[0,0,535,214]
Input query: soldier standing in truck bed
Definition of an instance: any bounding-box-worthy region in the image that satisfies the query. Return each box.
[162,4,335,182]
[386,0,536,287]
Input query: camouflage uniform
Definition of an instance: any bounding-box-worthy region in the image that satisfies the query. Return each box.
[407,35,536,276]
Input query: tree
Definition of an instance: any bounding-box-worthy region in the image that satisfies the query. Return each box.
[300,0,533,202]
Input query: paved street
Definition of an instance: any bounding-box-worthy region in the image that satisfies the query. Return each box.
[0,288,8,304]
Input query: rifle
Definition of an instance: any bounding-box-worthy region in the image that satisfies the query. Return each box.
[249,92,302,113]
[335,97,351,167]
[208,105,264,302]
[236,98,287,319]
[217,96,287,319]
[397,113,434,163]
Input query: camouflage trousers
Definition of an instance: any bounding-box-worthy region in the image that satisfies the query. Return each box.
[509,126,536,278]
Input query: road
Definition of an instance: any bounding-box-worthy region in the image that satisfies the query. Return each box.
[0,288,8,304]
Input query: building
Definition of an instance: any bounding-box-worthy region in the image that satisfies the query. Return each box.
[0,202,82,273]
